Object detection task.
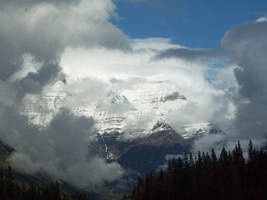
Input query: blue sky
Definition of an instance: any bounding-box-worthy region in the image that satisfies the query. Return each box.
[113,0,267,48]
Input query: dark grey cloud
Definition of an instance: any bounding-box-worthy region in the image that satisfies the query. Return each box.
[192,20,267,153]
[17,62,60,96]
[160,91,186,102]
[222,20,267,138]
[155,47,223,61]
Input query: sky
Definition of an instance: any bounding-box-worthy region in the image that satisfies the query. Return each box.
[0,0,266,188]
[114,0,267,48]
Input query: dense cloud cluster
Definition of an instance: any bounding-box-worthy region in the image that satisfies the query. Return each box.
[0,0,129,83]
[193,19,267,152]
[5,109,124,187]
[0,0,127,187]
[222,20,267,139]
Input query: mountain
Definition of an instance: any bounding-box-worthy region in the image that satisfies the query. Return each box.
[118,121,189,174]
[19,79,215,138]
[88,121,219,174]
[18,79,223,174]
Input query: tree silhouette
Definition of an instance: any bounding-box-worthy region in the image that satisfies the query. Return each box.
[128,140,267,200]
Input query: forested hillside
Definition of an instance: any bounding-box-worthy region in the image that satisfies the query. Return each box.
[0,166,87,200]
[125,141,267,200]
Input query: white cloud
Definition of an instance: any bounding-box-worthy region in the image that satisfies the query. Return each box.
[256,17,267,22]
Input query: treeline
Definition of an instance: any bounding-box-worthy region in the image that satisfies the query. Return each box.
[0,166,86,200]
[125,140,267,200]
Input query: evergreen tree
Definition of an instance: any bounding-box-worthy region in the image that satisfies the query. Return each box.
[248,139,254,161]
[128,140,267,200]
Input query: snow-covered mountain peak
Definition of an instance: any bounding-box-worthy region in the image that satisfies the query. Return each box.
[152,120,173,134]
[19,77,220,140]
